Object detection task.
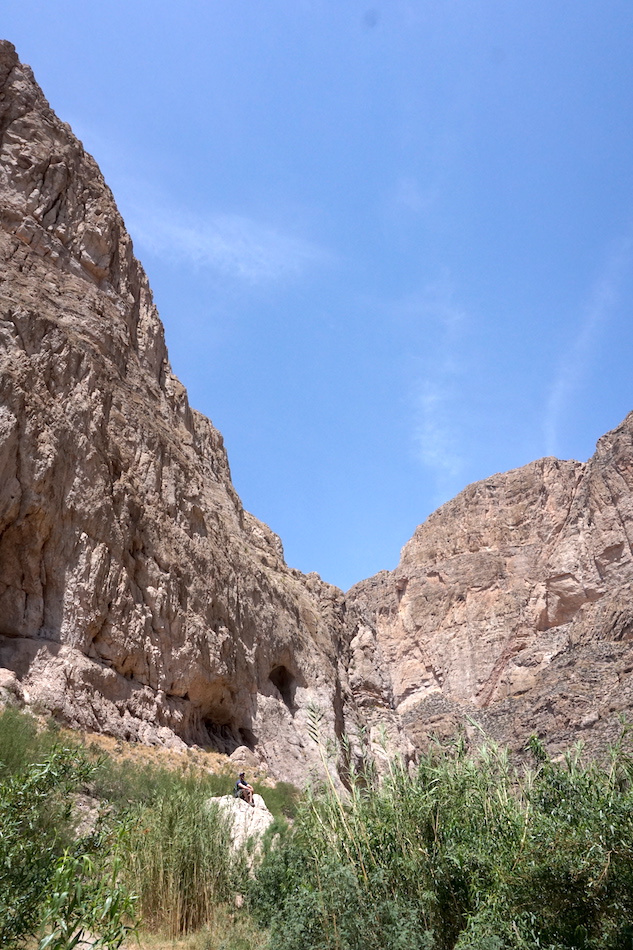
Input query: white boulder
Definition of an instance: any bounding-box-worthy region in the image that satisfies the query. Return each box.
[210,793,275,852]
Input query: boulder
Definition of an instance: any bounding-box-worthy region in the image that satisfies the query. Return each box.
[211,793,275,852]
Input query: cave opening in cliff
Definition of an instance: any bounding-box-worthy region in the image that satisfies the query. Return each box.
[269,665,296,711]
[202,720,238,755]
[239,726,257,750]
[199,709,258,754]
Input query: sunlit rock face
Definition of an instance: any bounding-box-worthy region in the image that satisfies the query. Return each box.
[0,39,395,782]
[3,38,633,778]
[345,416,633,757]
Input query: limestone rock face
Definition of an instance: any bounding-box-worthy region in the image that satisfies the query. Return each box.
[345,417,633,757]
[0,40,377,782]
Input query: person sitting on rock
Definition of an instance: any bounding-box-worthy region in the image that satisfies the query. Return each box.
[235,771,254,806]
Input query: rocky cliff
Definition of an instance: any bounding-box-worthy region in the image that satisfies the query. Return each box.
[345,419,633,758]
[2,40,633,778]
[0,40,393,782]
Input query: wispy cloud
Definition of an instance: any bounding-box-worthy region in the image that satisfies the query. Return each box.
[408,277,468,502]
[543,238,632,456]
[64,119,329,288]
[390,175,438,216]
[415,378,464,486]
[127,206,329,285]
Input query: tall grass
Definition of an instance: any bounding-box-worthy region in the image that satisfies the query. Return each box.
[0,706,64,777]
[133,905,269,950]
[250,734,633,950]
[122,778,242,937]
[252,779,300,819]
[90,753,232,807]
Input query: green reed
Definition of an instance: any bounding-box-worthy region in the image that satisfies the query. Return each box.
[121,778,242,937]
[250,732,633,950]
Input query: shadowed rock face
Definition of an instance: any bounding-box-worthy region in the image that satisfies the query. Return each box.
[345,419,633,757]
[2,39,633,775]
[0,39,379,781]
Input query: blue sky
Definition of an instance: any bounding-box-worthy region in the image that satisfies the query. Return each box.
[5,1,633,590]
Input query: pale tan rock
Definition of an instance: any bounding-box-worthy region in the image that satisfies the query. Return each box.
[345,418,633,758]
[0,666,19,691]
[70,792,102,838]
[211,793,274,853]
[0,664,22,704]
[229,745,261,771]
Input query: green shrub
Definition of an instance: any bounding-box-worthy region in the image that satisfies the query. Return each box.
[37,849,136,950]
[250,736,633,950]
[0,745,135,949]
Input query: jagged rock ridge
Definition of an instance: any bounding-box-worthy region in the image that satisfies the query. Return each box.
[345,418,633,758]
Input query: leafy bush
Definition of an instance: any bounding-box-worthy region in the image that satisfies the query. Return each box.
[250,735,633,950]
[37,850,135,950]
[0,745,135,949]
[0,746,92,944]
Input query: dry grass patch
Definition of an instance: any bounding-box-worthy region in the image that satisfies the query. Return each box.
[69,730,232,776]
[132,905,267,950]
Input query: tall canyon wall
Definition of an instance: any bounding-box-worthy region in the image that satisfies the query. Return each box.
[0,40,393,782]
[345,419,633,759]
[2,40,633,778]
